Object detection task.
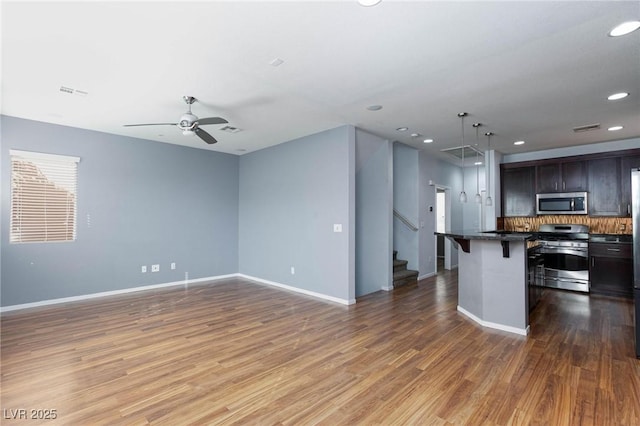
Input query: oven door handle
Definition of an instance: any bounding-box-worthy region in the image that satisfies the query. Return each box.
[538,247,589,258]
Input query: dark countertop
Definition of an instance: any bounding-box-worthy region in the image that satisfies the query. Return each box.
[589,234,632,244]
[436,230,632,244]
[435,230,534,241]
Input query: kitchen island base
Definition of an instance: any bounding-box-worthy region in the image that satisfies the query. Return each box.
[438,231,532,336]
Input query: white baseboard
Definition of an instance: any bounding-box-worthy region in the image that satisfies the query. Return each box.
[237,274,355,306]
[0,274,237,313]
[418,272,436,281]
[1,273,357,313]
[456,305,529,336]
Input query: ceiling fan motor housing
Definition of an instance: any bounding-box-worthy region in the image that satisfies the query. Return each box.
[178,112,198,130]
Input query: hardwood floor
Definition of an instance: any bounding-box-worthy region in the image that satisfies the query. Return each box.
[2,271,639,425]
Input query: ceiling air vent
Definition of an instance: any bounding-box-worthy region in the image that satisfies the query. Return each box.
[220,125,242,134]
[59,85,88,97]
[572,123,600,133]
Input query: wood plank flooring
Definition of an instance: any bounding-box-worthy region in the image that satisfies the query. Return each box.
[1,270,639,425]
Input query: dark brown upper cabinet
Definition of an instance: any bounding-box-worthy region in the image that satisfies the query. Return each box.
[536,161,587,193]
[500,148,640,218]
[588,157,622,216]
[502,166,536,217]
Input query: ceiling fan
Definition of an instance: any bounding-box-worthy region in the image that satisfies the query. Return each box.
[124,96,228,144]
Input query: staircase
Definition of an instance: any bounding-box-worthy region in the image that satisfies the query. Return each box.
[393,250,419,288]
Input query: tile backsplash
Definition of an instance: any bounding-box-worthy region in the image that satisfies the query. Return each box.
[502,215,632,234]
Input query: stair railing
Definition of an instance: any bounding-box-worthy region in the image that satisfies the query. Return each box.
[393,209,419,232]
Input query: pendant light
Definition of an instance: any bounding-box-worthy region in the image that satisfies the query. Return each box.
[458,112,468,203]
[473,123,482,204]
[485,131,493,207]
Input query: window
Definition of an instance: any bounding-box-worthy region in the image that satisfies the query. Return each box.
[10,150,80,243]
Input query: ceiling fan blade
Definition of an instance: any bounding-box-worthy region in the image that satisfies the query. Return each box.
[123,123,177,127]
[197,117,228,126]
[195,127,218,144]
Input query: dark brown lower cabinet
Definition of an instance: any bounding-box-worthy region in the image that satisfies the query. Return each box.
[589,243,633,298]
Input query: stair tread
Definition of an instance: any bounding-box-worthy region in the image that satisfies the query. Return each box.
[393,269,419,279]
[393,259,408,266]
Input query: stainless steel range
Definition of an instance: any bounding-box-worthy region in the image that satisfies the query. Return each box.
[536,224,590,293]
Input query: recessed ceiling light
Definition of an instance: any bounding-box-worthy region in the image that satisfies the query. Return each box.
[608,125,623,131]
[358,0,382,7]
[366,105,383,111]
[608,21,640,37]
[269,58,284,67]
[514,140,525,145]
[607,92,629,100]
[396,127,408,132]
[423,138,434,143]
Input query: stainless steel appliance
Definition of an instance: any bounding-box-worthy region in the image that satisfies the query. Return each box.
[536,192,588,215]
[528,246,545,311]
[537,224,590,293]
[631,168,640,358]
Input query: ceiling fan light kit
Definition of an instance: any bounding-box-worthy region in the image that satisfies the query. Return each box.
[124,96,228,145]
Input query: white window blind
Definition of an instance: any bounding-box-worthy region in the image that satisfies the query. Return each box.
[10,150,80,243]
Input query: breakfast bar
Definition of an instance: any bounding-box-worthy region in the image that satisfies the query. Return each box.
[436,230,534,336]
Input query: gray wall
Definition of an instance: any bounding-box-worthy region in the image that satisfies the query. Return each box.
[1,116,239,306]
[461,165,485,231]
[355,130,392,297]
[238,126,355,303]
[393,143,419,271]
[418,152,464,276]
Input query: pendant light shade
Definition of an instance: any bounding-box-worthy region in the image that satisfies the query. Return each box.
[473,123,482,204]
[458,112,467,203]
[485,131,493,207]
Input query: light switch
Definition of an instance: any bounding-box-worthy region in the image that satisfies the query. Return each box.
[333,224,343,233]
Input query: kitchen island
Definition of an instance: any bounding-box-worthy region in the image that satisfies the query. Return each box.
[436,230,534,336]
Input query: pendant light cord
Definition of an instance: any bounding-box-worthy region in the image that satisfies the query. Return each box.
[458,113,468,203]
[485,132,493,206]
[474,123,481,200]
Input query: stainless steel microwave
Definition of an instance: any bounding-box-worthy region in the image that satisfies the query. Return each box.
[536,192,588,215]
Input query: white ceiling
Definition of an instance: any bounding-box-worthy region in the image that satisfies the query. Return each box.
[2,1,639,163]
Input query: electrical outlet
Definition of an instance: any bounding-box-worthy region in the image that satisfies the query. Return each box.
[333,224,342,233]
[151,264,160,272]
[291,266,295,275]
[171,262,176,270]
[141,265,147,273]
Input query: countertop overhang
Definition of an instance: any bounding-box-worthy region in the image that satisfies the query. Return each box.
[435,230,534,241]
[435,230,534,258]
